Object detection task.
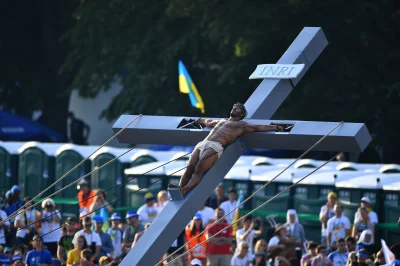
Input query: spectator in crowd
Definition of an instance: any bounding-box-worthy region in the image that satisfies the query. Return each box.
[80,249,94,266]
[106,213,123,260]
[156,191,168,214]
[67,235,88,266]
[39,198,61,257]
[253,239,267,255]
[345,251,357,266]
[185,213,207,265]
[89,190,114,218]
[356,230,376,257]
[374,249,385,266]
[231,242,252,266]
[301,241,318,266]
[206,184,228,209]
[92,215,114,261]
[131,223,151,248]
[197,204,215,227]
[328,238,348,266]
[251,251,269,266]
[165,230,186,266]
[236,215,263,254]
[14,197,39,245]
[11,245,24,263]
[11,186,23,208]
[0,245,13,265]
[205,208,232,266]
[137,193,158,224]
[353,207,374,241]
[356,249,374,266]
[25,235,52,266]
[122,210,144,252]
[72,216,102,263]
[345,237,356,253]
[327,204,351,250]
[320,192,338,247]
[58,217,77,266]
[77,180,96,218]
[14,260,24,266]
[268,224,301,266]
[67,111,91,145]
[219,188,238,225]
[311,245,332,266]
[99,256,112,266]
[285,209,306,250]
[354,197,378,228]
[0,208,10,246]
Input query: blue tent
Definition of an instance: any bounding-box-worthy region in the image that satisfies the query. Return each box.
[0,110,66,142]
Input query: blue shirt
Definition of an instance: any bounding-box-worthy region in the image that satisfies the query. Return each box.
[328,251,348,266]
[25,249,52,266]
[0,254,12,266]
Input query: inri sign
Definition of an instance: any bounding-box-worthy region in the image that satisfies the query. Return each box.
[249,64,305,79]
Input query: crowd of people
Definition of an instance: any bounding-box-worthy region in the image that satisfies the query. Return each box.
[1,182,400,266]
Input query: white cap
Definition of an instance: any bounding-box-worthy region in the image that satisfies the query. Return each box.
[361,196,371,203]
[191,258,202,266]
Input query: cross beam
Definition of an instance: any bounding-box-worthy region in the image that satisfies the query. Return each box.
[116,27,371,266]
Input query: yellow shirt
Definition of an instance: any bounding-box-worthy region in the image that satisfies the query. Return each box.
[67,248,81,264]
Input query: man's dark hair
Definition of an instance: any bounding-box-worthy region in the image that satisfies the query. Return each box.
[316,245,326,254]
[83,216,92,224]
[337,238,345,244]
[228,187,237,195]
[82,249,92,261]
[233,102,247,120]
[307,241,318,250]
[345,236,356,244]
[244,215,253,222]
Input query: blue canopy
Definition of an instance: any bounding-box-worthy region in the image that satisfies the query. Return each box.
[0,110,66,142]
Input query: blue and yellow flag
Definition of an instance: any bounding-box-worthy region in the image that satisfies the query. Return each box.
[178,60,205,114]
[232,191,244,237]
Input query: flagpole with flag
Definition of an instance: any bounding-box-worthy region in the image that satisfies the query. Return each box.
[178,60,205,114]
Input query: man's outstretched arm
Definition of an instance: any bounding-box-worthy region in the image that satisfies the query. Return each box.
[243,122,283,133]
[197,118,219,128]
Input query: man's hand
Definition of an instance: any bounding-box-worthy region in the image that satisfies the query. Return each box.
[275,125,284,132]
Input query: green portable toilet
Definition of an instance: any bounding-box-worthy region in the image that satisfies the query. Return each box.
[224,165,252,207]
[18,142,63,199]
[382,178,400,244]
[0,141,26,195]
[130,150,188,167]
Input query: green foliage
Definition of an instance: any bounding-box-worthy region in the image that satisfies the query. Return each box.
[62,0,400,161]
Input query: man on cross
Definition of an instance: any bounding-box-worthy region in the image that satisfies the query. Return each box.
[168,103,284,197]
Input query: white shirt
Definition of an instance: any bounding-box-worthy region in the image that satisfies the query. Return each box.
[73,229,102,247]
[198,206,215,227]
[219,200,237,224]
[106,228,123,258]
[156,202,168,214]
[137,204,158,224]
[354,210,378,224]
[327,215,351,244]
[231,253,252,266]
[40,210,62,243]
[268,236,280,247]
[15,210,37,238]
[0,210,10,244]
[320,205,335,236]
[236,228,256,254]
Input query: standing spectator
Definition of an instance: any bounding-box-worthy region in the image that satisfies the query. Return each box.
[301,241,318,266]
[320,192,338,247]
[236,216,263,254]
[89,190,114,218]
[0,208,10,246]
[25,235,52,266]
[67,235,88,266]
[206,184,228,209]
[328,238,348,266]
[137,193,158,224]
[67,112,91,145]
[327,204,351,250]
[219,188,238,225]
[185,214,207,265]
[72,216,102,263]
[106,213,123,260]
[197,204,215,227]
[356,230,376,256]
[345,237,356,253]
[231,242,252,266]
[92,215,114,261]
[165,230,186,266]
[205,208,232,266]
[77,180,96,219]
[0,245,12,265]
[14,197,39,245]
[156,191,168,214]
[122,210,144,252]
[352,207,374,241]
[58,217,77,266]
[285,209,306,249]
[11,186,23,208]
[354,197,378,226]
[311,246,332,266]
[39,198,62,257]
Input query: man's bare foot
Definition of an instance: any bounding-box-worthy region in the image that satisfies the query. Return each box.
[168,184,180,189]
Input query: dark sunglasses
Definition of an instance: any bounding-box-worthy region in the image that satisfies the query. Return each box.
[84,223,92,227]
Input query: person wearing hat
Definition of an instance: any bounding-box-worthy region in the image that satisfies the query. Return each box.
[11,185,23,208]
[92,215,114,262]
[320,192,338,247]
[77,180,96,218]
[137,192,158,225]
[106,213,123,260]
[57,217,77,266]
[285,209,306,251]
[0,245,13,265]
[190,258,203,266]
[39,198,62,257]
[25,235,53,266]
[353,197,378,228]
[268,223,302,265]
[122,210,144,253]
[185,213,207,265]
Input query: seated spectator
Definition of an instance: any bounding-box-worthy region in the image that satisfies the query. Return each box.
[356,249,374,266]
[231,242,252,266]
[352,207,374,241]
[137,193,158,224]
[219,188,238,225]
[81,249,94,266]
[356,230,376,257]
[345,252,357,266]
[236,215,263,254]
[25,235,52,266]
[301,241,318,266]
[268,224,301,264]
[345,237,356,253]
[285,209,306,251]
[311,246,332,266]
[328,238,348,266]
[67,235,88,266]
[185,214,207,265]
[72,216,102,262]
